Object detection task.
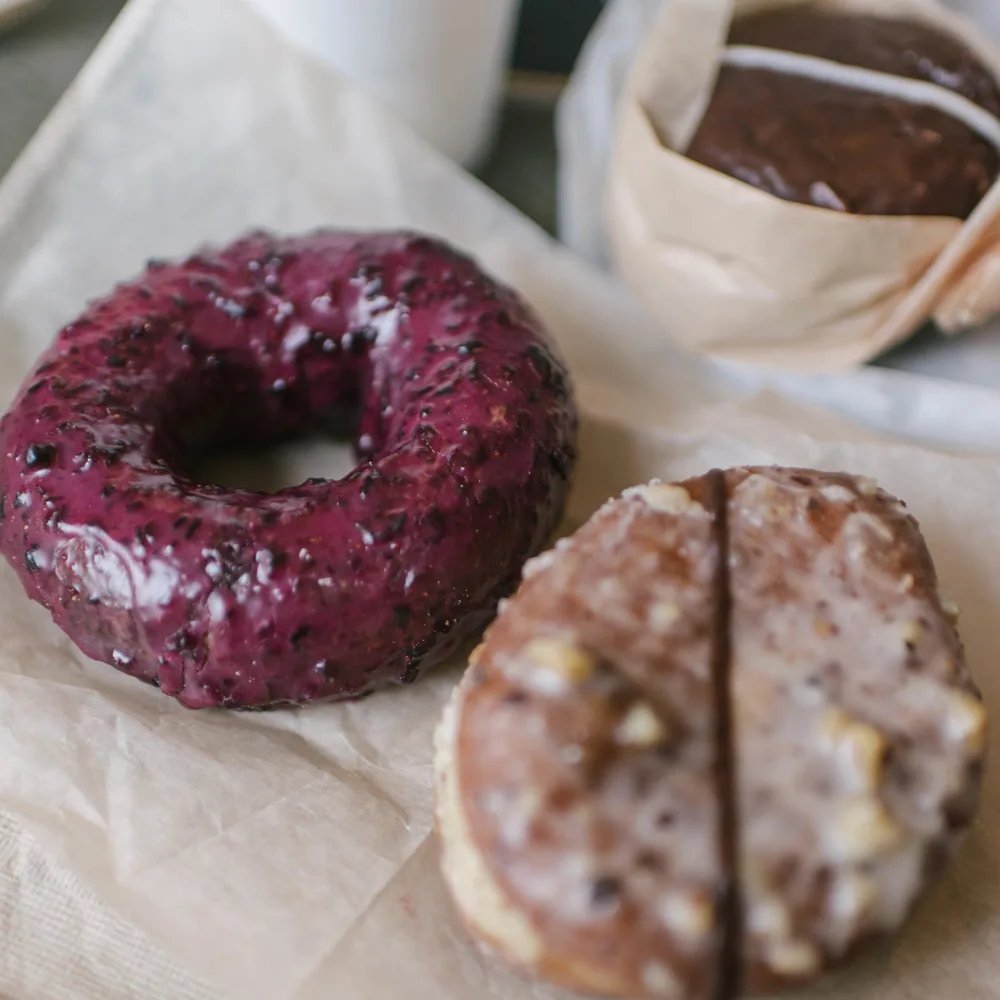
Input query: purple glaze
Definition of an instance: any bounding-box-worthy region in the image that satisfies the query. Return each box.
[0,230,578,709]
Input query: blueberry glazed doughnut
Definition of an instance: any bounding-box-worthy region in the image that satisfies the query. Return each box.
[0,230,578,708]
[435,468,986,998]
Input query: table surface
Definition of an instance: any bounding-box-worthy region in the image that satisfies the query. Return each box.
[0,0,123,179]
[0,0,560,231]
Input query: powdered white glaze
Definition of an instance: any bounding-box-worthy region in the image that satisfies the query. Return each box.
[729,469,983,973]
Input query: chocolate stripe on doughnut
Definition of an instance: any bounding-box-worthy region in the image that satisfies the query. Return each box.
[706,469,741,1000]
[719,46,1000,150]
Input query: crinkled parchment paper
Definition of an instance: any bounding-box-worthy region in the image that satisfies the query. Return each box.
[2,1,1000,999]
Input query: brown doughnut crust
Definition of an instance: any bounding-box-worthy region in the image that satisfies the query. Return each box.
[684,11,1000,218]
[434,468,986,999]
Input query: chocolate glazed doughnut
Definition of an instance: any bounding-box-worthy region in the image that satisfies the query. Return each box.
[435,469,986,998]
[685,11,1000,218]
[0,230,578,709]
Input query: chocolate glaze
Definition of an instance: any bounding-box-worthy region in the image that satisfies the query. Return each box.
[706,470,740,1000]
[685,12,1000,217]
[0,230,578,709]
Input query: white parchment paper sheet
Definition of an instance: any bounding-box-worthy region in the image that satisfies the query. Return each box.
[1,1,1000,998]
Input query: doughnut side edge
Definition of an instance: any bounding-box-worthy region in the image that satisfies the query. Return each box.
[434,669,549,967]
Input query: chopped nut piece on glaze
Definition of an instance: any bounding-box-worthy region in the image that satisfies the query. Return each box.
[597,577,629,603]
[616,701,672,748]
[766,941,821,978]
[659,890,715,943]
[831,797,905,863]
[503,788,544,847]
[748,897,792,941]
[625,481,701,515]
[641,961,683,999]
[511,636,596,691]
[649,601,682,633]
[820,484,856,504]
[945,690,988,755]
[821,708,886,791]
[830,873,878,924]
[901,620,924,647]
[813,618,837,638]
[852,511,894,543]
[742,858,773,897]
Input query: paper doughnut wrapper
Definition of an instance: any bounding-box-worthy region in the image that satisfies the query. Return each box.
[607,0,1000,371]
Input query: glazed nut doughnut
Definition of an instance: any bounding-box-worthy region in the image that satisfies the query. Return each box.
[435,467,986,999]
[0,230,577,709]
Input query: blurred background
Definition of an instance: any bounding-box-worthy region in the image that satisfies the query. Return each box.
[0,0,603,235]
[13,0,1000,386]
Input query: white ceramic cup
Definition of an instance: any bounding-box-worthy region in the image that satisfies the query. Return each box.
[243,0,522,168]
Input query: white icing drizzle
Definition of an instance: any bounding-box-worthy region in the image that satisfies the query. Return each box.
[722,45,1000,150]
